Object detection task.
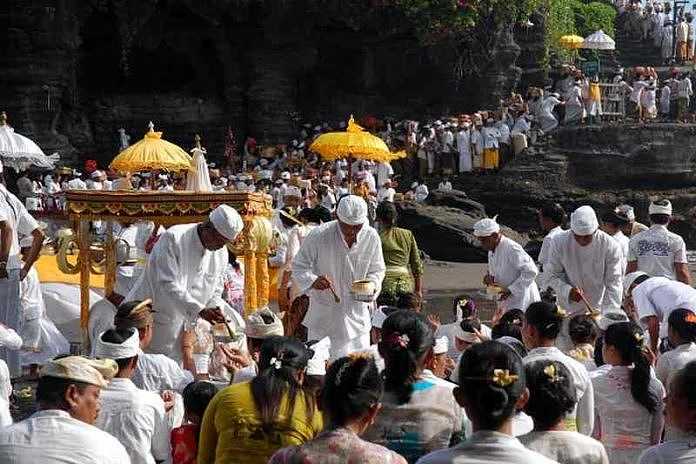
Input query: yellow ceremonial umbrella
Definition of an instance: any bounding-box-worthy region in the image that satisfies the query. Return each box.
[109,121,192,173]
[559,34,585,50]
[310,115,392,162]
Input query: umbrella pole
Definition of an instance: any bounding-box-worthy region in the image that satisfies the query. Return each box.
[348,156,353,194]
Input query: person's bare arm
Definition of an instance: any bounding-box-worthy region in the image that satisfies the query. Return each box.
[644,315,660,354]
[20,228,44,280]
[0,220,12,279]
[675,262,692,285]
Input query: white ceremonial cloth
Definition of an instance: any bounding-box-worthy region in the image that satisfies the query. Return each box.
[519,430,609,464]
[628,224,688,281]
[638,434,696,464]
[655,342,696,390]
[537,225,564,291]
[114,223,139,296]
[540,96,561,132]
[133,349,194,393]
[524,346,595,436]
[632,277,696,338]
[592,365,665,464]
[88,298,117,353]
[186,148,213,192]
[610,230,630,274]
[0,409,130,464]
[292,221,385,360]
[416,430,558,464]
[377,187,395,203]
[127,223,227,359]
[456,129,472,173]
[547,229,623,315]
[488,236,540,312]
[0,184,39,269]
[95,378,169,464]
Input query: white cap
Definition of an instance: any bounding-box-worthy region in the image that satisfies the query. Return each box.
[336,195,368,226]
[433,336,449,355]
[570,205,599,235]
[473,217,500,237]
[623,271,648,298]
[615,204,635,221]
[284,186,302,198]
[245,308,284,339]
[281,171,291,180]
[597,311,630,331]
[649,199,672,216]
[306,337,331,376]
[93,328,140,360]
[209,205,244,241]
[40,356,118,388]
[371,306,389,329]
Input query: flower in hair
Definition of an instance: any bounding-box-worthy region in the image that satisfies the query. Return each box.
[686,312,696,324]
[386,332,410,349]
[491,369,518,387]
[634,332,644,343]
[555,306,567,317]
[334,361,350,386]
[269,356,282,370]
[543,364,562,383]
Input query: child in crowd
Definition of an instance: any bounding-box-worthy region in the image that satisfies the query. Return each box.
[520,360,609,463]
[592,322,665,464]
[655,308,696,389]
[171,381,218,464]
[567,314,599,372]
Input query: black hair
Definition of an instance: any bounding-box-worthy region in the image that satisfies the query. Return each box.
[498,309,524,326]
[540,203,566,225]
[36,376,90,410]
[525,301,565,340]
[313,205,333,223]
[100,328,138,370]
[298,207,321,224]
[672,360,696,412]
[668,309,696,344]
[279,207,297,228]
[604,322,658,413]
[182,381,218,419]
[460,318,482,334]
[649,214,670,225]
[492,322,523,343]
[569,315,598,345]
[524,360,577,430]
[458,341,526,430]
[322,355,383,427]
[251,336,315,432]
[601,210,629,227]
[594,336,605,367]
[376,201,398,227]
[376,292,398,308]
[452,294,477,319]
[397,292,421,311]
[379,310,434,405]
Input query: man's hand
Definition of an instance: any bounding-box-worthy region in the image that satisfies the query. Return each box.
[426,313,441,331]
[160,390,175,412]
[218,345,252,372]
[311,275,332,291]
[181,327,196,351]
[569,287,584,303]
[199,307,226,324]
[483,274,495,286]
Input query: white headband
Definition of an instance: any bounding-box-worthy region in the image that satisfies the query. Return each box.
[306,337,331,376]
[94,328,140,360]
[433,336,449,355]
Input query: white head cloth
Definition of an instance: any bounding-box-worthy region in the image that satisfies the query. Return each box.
[597,311,630,331]
[40,356,118,388]
[623,271,648,298]
[649,199,672,216]
[245,308,284,339]
[615,204,636,221]
[209,204,244,241]
[94,328,140,360]
[570,205,599,235]
[371,306,389,329]
[336,195,368,225]
[473,217,500,237]
[306,337,331,376]
[284,186,302,198]
[433,336,449,355]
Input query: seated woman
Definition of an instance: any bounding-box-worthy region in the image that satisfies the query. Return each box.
[362,310,464,462]
[417,341,557,464]
[639,360,696,463]
[592,322,664,464]
[520,360,609,463]
[269,354,407,464]
[197,336,322,464]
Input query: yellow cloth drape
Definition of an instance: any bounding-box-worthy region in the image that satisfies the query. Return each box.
[483,148,499,169]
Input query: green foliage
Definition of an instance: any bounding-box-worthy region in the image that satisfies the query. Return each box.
[573,1,615,37]
[545,0,616,62]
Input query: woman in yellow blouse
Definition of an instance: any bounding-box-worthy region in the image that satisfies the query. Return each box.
[197,336,323,464]
[376,201,424,298]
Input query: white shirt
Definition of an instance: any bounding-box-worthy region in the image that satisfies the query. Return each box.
[292,221,385,359]
[610,230,630,273]
[655,342,696,389]
[0,409,130,464]
[416,430,558,464]
[592,365,665,464]
[415,184,429,202]
[488,236,540,312]
[66,178,87,190]
[127,223,228,358]
[633,277,696,338]
[547,229,623,315]
[519,430,609,464]
[377,187,396,203]
[628,224,687,281]
[638,434,696,463]
[481,127,501,149]
[375,162,394,189]
[537,226,564,291]
[438,181,453,191]
[133,350,194,393]
[88,298,117,351]
[96,378,169,464]
[0,324,21,424]
[456,129,472,154]
[524,346,595,436]
[0,185,39,269]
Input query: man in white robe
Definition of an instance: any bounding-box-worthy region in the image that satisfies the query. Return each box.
[456,123,473,173]
[0,356,129,464]
[292,195,386,360]
[536,203,566,293]
[547,205,623,317]
[94,328,169,464]
[474,218,540,315]
[127,204,244,360]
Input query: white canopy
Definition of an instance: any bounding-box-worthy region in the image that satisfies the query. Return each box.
[582,30,615,50]
[0,113,56,170]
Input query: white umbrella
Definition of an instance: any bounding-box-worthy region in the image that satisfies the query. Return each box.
[0,112,57,170]
[582,30,616,50]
